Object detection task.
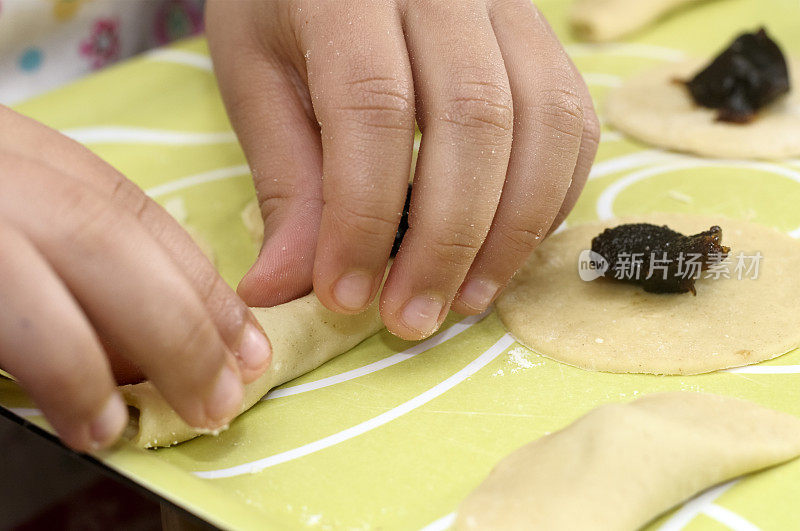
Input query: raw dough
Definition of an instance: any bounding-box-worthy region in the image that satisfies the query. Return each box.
[569,0,704,42]
[495,213,800,374]
[162,196,216,264]
[456,392,800,530]
[606,59,800,159]
[241,198,263,244]
[121,290,383,448]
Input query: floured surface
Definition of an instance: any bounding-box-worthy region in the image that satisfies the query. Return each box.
[606,59,800,159]
[457,392,800,531]
[496,214,800,374]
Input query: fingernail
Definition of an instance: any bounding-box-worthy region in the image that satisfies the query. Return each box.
[89,393,127,449]
[237,322,272,371]
[333,271,373,311]
[205,365,243,426]
[401,294,444,337]
[458,278,499,311]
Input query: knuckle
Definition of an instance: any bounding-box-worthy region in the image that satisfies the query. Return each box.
[439,79,514,137]
[194,274,249,343]
[427,222,484,268]
[57,187,126,250]
[327,198,400,240]
[534,87,585,139]
[332,75,415,133]
[496,221,545,255]
[255,181,322,228]
[109,177,151,223]
[196,270,228,307]
[582,103,601,147]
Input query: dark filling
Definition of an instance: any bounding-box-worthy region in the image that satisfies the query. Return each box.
[684,28,790,123]
[391,183,412,257]
[591,223,730,294]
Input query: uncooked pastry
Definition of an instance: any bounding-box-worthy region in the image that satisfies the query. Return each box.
[495,213,800,374]
[606,59,800,159]
[162,196,216,264]
[569,0,704,42]
[456,392,800,530]
[121,290,383,448]
[241,198,263,244]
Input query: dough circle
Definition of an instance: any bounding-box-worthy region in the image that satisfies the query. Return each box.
[495,214,800,375]
[605,59,800,159]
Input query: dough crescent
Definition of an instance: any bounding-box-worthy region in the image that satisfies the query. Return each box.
[121,291,383,448]
[495,214,800,375]
[456,392,800,530]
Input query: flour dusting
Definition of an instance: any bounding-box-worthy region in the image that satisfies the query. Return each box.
[493,346,543,376]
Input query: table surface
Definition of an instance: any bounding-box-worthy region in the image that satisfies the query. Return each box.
[2,0,800,529]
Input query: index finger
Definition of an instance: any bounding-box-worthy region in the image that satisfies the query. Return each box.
[301,1,416,315]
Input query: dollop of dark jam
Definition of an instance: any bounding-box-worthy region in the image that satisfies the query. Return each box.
[391,183,412,257]
[684,28,790,123]
[591,223,730,294]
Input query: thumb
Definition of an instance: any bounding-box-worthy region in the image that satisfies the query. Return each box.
[208,15,322,307]
[238,189,321,306]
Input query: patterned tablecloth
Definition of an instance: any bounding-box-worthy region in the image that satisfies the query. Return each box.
[2,0,799,529]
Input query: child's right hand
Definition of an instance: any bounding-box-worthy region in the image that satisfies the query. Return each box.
[0,106,272,452]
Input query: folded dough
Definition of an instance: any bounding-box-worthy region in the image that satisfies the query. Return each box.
[121,291,383,448]
[457,392,800,530]
[569,0,704,42]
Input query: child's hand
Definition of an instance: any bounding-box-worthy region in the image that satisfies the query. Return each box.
[206,0,599,339]
[207,0,599,340]
[0,106,272,452]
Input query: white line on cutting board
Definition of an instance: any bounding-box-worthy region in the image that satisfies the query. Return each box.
[418,512,455,531]
[193,334,515,479]
[596,160,800,220]
[5,407,42,417]
[565,43,687,61]
[62,127,236,145]
[146,49,213,71]
[415,483,759,531]
[702,503,760,531]
[657,480,739,531]
[582,73,623,87]
[144,165,250,198]
[264,311,490,400]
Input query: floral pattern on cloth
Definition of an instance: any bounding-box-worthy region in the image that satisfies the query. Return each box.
[153,0,203,45]
[0,0,206,105]
[80,17,119,69]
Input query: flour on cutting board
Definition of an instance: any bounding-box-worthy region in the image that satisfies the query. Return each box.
[493,346,544,376]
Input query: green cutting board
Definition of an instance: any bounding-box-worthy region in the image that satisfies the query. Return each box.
[2,0,800,528]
